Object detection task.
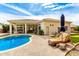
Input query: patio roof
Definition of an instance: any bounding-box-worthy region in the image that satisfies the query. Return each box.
[8,19,41,25]
[42,18,72,23]
[8,18,72,25]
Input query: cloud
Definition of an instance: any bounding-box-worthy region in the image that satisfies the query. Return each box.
[41,3,53,6]
[51,4,79,11]
[0,12,26,24]
[65,14,79,25]
[25,14,79,25]
[0,12,60,24]
[51,4,70,11]
[44,4,57,8]
[13,14,61,20]
[0,3,79,25]
[0,4,33,16]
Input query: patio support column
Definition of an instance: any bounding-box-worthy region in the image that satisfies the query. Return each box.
[14,24,17,34]
[37,25,39,35]
[10,24,12,34]
[25,24,27,34]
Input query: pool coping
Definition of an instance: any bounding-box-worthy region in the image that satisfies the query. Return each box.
[0,34,31,39]
[0,34,32,53]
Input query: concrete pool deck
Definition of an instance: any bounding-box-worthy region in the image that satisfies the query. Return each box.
[0,35,69,56]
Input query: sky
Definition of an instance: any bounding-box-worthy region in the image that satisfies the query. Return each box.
[0,3,79,25]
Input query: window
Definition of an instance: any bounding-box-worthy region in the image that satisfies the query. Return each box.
[50,24,54,26]
[50,24,51,26]
[52,24,54,26]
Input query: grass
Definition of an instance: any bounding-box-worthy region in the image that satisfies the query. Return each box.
[71,34,79,44]
[51,33,79,44]
[66,34,79,56]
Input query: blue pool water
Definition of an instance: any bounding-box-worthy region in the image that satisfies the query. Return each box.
[0,35,31,51]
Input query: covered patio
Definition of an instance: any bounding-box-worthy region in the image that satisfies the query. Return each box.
[8,19,40,34]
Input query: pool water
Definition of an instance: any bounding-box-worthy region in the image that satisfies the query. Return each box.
[0,35,31,51]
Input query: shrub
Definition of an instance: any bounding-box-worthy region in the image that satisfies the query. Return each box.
[2,24,9,33]
[38,26,44,35]
[39,30,44,35]
[74,26,79,32]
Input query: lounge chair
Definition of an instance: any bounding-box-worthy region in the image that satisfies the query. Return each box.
[48,32,71,46]
[65,43,79,56]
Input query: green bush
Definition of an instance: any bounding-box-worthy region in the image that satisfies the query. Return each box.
[2,24,9,33]
[74,26,79,32]
[39,30,44,35]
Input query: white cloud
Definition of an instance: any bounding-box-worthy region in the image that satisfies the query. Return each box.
[0,4,33,16]
[41,3,53,6]
[42,3,79,9]
[0,12,26,24]
[51,4,70,11]
[16,13,60,20]
[0,12,60,24]
[51,4,79,11]
[29,14,79,26]
[65,14,79,25]
[44,4,57,8]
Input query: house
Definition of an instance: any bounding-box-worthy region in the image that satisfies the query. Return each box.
[70,23,77,33]
[8,18,72,35]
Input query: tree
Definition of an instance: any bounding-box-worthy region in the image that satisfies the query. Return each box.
[2,24,9,33]
[75,26,79,32]
[38,26,44,35]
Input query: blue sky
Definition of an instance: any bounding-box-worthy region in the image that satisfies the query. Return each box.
[0,3,79,25]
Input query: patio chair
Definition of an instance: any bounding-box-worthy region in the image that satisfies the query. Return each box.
[65,43,79,56]
[48,32,71,46]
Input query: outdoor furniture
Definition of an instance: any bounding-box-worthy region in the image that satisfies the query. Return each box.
[65,43,79,56]
[48,32,71,46]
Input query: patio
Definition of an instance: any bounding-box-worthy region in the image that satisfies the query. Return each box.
[0,33,9,37]
[0,35,70,56]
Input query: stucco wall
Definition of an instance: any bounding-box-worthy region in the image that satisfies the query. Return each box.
[40,21,71,35]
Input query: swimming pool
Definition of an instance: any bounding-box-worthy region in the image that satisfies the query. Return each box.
[0,35,31,52]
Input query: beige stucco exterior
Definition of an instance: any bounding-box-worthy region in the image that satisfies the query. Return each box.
[8,18,72,35]
[40,18,71,35]
[40,21,59,35]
